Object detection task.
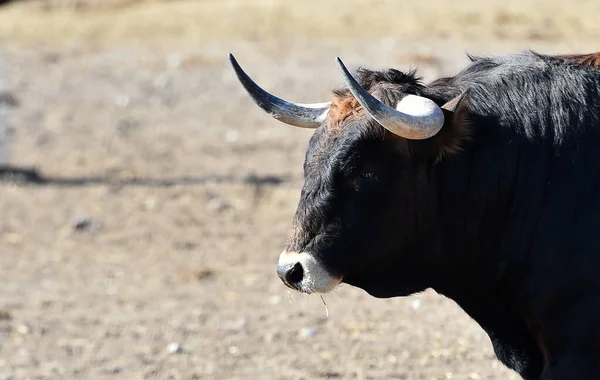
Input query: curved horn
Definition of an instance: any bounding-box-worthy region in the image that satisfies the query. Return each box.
[229,53,330,129]
[335,57,445,140]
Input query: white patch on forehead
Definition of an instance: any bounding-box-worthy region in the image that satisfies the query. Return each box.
[278,251,341,294]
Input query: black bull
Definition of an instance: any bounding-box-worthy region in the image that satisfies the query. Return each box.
[230,51,600,379]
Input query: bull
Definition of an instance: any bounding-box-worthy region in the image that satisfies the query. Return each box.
[229,50,600,379]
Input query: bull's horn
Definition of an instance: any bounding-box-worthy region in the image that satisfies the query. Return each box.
[229,54,330,129]
[335,57,444,139]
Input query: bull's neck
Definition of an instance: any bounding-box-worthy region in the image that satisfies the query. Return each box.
[429,142,515,298]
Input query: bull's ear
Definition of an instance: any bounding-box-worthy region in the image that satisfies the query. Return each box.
[434,90,471,160]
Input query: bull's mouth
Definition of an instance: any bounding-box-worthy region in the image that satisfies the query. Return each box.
[276,251,342,294]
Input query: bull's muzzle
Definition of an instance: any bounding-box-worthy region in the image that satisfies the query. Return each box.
[277,251,342,294]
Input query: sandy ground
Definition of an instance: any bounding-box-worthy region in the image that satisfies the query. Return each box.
[0,1,599,379]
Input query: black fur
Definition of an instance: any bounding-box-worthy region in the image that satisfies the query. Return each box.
[286,51,600,379]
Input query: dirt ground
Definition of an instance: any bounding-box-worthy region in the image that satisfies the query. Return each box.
[0,1,599,379]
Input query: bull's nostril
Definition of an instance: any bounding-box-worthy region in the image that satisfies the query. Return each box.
[286,262,304,284]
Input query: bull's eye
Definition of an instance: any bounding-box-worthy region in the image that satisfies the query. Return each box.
[361,171,377,180]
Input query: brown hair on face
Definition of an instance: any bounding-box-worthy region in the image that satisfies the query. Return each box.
[326,90,365,131]
[555,52,600,69]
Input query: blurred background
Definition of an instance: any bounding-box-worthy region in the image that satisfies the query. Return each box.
[0,0,598,379]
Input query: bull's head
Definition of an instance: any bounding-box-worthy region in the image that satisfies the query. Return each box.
[230,54,469,298]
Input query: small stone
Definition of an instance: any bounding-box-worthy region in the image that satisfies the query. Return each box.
[320,351,333,360]
[0,309,12,320]
[269,295,282,305]
[116,118,139,137]
[110,367,122,374]
[263,332,277,343]
[142,198,156,211]
[225,130,239,143]
[167,54,183,69]
[0,91,18,107]
[167,343,182,354]
[298,327,318,338]
[173,241,197,251]
[195,269,215,281]
[17,324,29,334]
[208,198,230,212]
[411,299,421,310]
[72,217,100,232]
[115,95,130,107]
[227,346,240,355]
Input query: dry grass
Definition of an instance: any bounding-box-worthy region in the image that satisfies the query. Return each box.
[1,0,600,47]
